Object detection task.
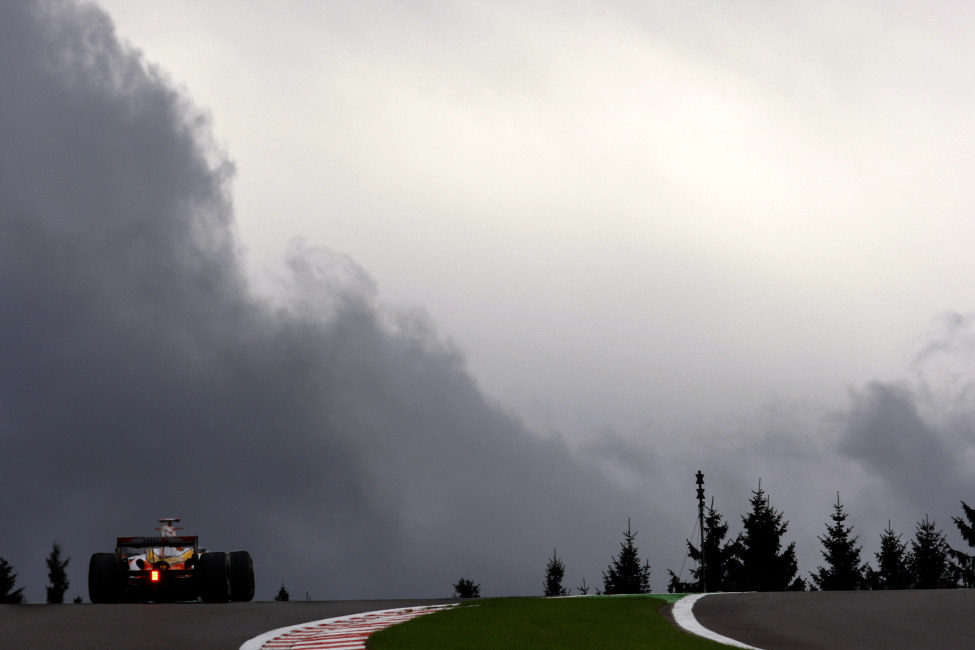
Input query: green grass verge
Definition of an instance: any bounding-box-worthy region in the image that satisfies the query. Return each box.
[366,596,728,649]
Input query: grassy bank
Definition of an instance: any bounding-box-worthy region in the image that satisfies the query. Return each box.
[367,596,727,649]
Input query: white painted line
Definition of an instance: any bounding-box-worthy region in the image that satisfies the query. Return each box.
[671,593,761,649]
[239,604,454,650]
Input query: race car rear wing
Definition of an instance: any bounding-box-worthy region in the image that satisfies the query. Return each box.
[116,536,199,548]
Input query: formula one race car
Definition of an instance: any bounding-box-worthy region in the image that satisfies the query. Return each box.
[88,518,255,603]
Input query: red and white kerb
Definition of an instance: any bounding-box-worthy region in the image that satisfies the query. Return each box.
[255,604,453,650]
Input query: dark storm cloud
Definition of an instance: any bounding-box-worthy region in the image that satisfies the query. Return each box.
[838,382,967,512]
[0,0,667,601]
[11,0,975,605]
[837,312,975,517]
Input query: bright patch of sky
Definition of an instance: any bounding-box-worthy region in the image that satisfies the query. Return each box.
[98,0,975,439]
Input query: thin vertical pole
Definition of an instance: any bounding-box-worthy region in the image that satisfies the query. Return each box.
[696,470,706,593]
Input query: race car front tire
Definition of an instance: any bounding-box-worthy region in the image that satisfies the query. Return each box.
[88,553,120,603]
[200,552,230,602]
[229,551,255,602]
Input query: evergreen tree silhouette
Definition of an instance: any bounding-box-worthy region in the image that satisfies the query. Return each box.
[730,482,798,591]
[668,501,739,592]
[602,518,652,594]
[692,502,739,591]
[811,494,864,590]
[45,542,70,604]
[543,548,567,597]
[865,521,911,590]
[453,577,480,598]
[665,571,696,593]
[274,582,290,601]
[950,500,975,587]
[0,556,25,604]
[909,515,957,589]
[576,577,590,595]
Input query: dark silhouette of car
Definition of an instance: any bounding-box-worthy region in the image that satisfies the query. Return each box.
[88,518,254,603]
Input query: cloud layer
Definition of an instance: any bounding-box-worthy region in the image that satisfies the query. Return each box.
[0,0,666,600]
[4,0,975,603]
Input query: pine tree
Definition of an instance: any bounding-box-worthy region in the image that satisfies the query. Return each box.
[950,501,975,588]
[576,577,590,595]
[910,515,957,589]
[811,494,864,590]
[667,502,739,593]
[274,583,290,601]
[602,518,652,594]
[866,521,912,590]
[543,549,567,597]
[453,578,480,598]
[665,570,696,593]
[730,483,798,591]
[45,543,70,604]
[0,556,25,604]
[686,502,739,592]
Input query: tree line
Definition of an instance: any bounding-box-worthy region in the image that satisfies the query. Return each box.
[664,484,975,593]
[526,483,975,597]
[1,542,73,604]
[9,489,975,602]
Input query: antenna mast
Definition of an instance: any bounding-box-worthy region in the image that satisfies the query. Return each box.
[695,470,707,593]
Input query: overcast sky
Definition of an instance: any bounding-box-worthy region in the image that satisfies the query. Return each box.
[94,0,975,439]
[5,0,975,602]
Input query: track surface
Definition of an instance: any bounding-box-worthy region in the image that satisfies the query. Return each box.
[10,591,975,648]
[693,589,975,649]
[0,599,454,649]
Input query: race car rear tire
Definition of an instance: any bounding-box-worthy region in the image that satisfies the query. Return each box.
[88,553,120,603]
[200,552,230,602]
[229,551,255,602]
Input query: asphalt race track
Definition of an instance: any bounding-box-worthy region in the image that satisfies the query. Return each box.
[8,591,975,648]
[0,599,454,649]
[693,589,975,649]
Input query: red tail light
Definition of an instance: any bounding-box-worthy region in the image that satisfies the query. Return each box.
[150,570,160,582]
